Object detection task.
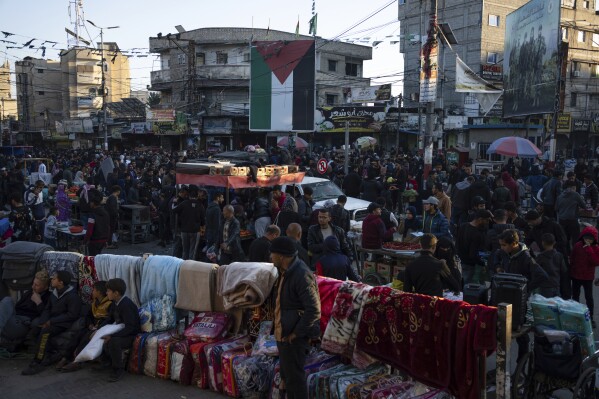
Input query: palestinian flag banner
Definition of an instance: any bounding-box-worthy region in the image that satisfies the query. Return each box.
[250,40,315,132]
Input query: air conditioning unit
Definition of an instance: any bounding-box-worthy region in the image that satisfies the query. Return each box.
[573,70,582,77]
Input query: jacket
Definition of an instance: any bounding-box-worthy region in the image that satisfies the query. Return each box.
[15,289,51,319]
[583,182,599,209]
[451,180,471,210]
[205,201,222,246]
[297,197,314,229]
[486,223,517,253]
[343,172,362,197]
[542,178,562,206]
[526,217,568,257]
[275,257,321,340]
[495,244,548,291]
[536,248,569,297]
[361,179,383,202]
[217,216,244,260]
[361,214,394,250]
[87,205,111,242]
[38,286,82,329]
[276,210,301,236]
[525,172,548,197]
[173,198,206,233]
[403,250,460,297]
[248,236,272,262]
[105,296,141,338]
[469,180,492,209]
[314,237,360,282]
[252,197,271,219]
[308,223,351,265]
[555,190,586,221]
[570,226,599,281]
[434,191,452,221]
[422,209,452,240]
[492,186,512,211]
[502,172,520,203]
[330,204,351,233]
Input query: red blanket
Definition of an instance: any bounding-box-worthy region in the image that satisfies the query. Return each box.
[316,276,343,334]
[78,256,98,304]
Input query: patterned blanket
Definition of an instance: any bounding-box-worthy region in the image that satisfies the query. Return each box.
[78,256,98,304]
[40,251,84,284]
[95,254,144,307]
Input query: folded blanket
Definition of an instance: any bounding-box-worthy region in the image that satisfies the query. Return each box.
[78,256,98,304]
[140,255,183,305]
[217,262,278,310]
[40,251,84,284]
[175,260,218,312]
[95,254,144,307]
[316,276,343,334]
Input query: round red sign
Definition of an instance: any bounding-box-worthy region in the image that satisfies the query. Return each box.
[317,158,328,174]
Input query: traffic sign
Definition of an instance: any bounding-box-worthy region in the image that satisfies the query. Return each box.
[317,158,328,174]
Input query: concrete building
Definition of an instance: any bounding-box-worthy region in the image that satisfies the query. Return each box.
[15,57,62,134]
[398,0,599,160]
[0,61,17,120]
[149,27,371,150]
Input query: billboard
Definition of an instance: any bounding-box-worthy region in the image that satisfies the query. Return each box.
[419,39,438,103]
[503,0,560,117]
[315,106,386,133]
[348,84,392,103]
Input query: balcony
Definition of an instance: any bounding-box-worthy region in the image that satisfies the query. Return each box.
[151,69,171,84]
[196,64,249,80]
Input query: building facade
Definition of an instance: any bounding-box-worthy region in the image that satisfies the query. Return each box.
[149,27,372,151]
[398,0,599,160]
[0,61,18,145]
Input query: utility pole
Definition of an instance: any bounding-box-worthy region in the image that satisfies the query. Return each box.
[422,0,438,180]
[186,40,196,117]
[344,121,350,174]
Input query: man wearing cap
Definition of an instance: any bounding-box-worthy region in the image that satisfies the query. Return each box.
[361,202,396,250]
[22,271,82,375]
[422,196,452,240]
[456,209,494,285]
[525,209,568,257]
[271,236,321,399]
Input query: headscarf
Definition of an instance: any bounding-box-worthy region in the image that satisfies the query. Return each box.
[282,196,298,213]
[74,171,84,184]
[403,206,420,232]
[79,182,96,203]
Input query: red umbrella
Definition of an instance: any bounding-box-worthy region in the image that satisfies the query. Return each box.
[277,136,308,150]
[486,136,541,158]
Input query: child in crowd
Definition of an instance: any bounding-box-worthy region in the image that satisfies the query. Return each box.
[535,233,570,299]
[58,281,112,372]
[43,207,59,248]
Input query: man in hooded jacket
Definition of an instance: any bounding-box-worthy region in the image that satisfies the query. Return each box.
[315,236,360,282]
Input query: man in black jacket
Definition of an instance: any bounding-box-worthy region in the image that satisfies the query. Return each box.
[217,205,245,264]
[248,225,280,262]
[173,185,206,260]
[524,210,568,258]
[307,208,351,268]
[0,270,50,346]
[99,278,141,382]
[330,195,351,233]
[205,192,224,250]
[22,271,82,375]
[457,209,493,285]
[271,237,321,399]
[286,223,310,266]
[404,234,460,297]
[84,189,111,256]
[342,165,362,198]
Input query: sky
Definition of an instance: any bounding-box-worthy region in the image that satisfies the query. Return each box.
[0,0,404,97]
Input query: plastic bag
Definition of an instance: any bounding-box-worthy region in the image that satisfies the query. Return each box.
[252,321,278,356]
[73,323,124,363]
[184,312,232,344]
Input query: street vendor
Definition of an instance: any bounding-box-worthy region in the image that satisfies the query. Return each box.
[361,202,395,250]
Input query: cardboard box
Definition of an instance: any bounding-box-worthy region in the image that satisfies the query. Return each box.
[376,263,391,282]
[287,165,298,173]
[392,265,405,280]
[363,261,377,276]
[257,167,267,177]
[233,166,249,176]
[209,165,223,175]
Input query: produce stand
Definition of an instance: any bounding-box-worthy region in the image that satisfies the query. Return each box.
[355,243,419,286]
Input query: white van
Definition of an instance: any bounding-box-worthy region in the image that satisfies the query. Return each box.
[282,176,370,221]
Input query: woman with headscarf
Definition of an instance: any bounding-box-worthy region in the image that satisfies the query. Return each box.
[56,179,71,223]
[74,170,85,186]
[501,171,520,203]
[77,178,95,226]
[275,196,301,235]
[434,236,463,288]
[398,206,421,242]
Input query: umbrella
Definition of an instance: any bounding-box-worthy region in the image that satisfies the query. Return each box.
[355,136,377,149]
[486,136,542,158]
[277,136,308,150]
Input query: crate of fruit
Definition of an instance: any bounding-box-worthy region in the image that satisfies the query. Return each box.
[382,242,421,256]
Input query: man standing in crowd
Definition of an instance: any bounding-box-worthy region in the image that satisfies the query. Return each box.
[271,236,321,399]
[253,188,272,238]
[84,190,111,256]
[308,208,351,267]
[342,165,362,198]
[555,180,587,251]
[173,185,206,260]
[286,223,309,266]
[404,233,460,297]
[524,210,568,258]
[361,202,396,250]
[330,195,351,234]
[422,196,452,240]
[218,205,244,264]
[248,225,280,262]
[432,182,451,221]
[457,209,493,285]
[541,170,563,218]
[205,192,224,251]
[297,186,314,245]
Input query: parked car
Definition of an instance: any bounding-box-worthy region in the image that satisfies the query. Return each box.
[283,176,370,221]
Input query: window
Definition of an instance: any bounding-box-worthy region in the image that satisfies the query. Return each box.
[345,62,358,76]
[89,87,97,97]
[326,94,338,105]
[37,69,43,73]
[478,143,501,161]
[578,30,587,43]
[243,52,250,63]
[591,64,599,78]
[571,92,578,107]
[399,0,405,4]
[487,52,498,64]
[37,91,44,95]
[328,59,337,72]
[562,28,569,41]
[196,52,205,65]
[593,33,599,47]
[582,0,590,8]
[180,90,185,101]
[561,0,575,7]
[216,52,228,64]
[177,54,186,65]
[488,15,500,27]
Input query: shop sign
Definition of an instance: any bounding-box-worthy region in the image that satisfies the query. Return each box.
[573,119,590,132]
[315,106,386,133]
[481,64,503,81]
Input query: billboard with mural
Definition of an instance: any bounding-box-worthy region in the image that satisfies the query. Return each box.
[315,106,386,133]
[503,0,560,117]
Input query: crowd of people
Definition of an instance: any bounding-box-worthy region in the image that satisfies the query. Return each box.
[2,144,599,387]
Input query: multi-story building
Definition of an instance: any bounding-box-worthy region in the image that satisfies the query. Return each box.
[149,27,372,150]
[398,0,599,160]
[0,61,18,145]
